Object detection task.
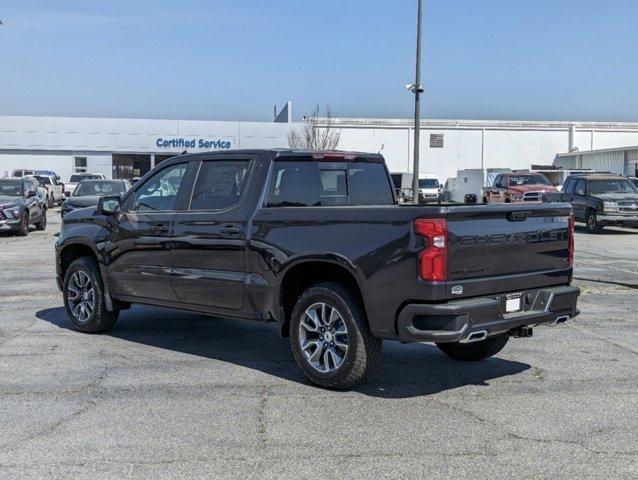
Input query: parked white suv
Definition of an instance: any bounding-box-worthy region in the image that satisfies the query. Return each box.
[65,173,106,197]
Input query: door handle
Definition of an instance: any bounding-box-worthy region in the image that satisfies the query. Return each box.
[220,226,241,236]
[151,223,169,234]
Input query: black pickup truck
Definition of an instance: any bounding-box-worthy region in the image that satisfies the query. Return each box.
[560,174,638,233]
[55,150,580,388]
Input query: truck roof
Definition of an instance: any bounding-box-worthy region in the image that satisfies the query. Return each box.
[172,149,385,163]
[568,173,627,180]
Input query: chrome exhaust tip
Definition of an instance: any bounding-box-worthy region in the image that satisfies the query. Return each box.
[553,315,569,325]
[460,330,488,343]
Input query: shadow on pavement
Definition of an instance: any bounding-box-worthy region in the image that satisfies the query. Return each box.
[37,305,530,398]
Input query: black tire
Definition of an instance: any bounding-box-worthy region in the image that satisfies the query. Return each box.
[15,211,29,236]
[436,334,509,361]
[289,282,382,389]
[35,210,47,231]
[63,257,119,333]
[482,197,488,204]
[586,209,604,234]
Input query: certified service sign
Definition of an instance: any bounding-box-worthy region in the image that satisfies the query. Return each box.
[155,137,232,150]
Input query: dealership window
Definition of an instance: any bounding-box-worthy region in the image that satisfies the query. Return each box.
[430,133,444,148]
[74,156,87,173]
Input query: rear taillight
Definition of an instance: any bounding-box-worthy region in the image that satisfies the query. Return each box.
[414,218,447,281]
[568,212,575,267]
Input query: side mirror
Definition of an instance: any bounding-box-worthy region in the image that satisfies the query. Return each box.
[98,196,121,215]
[27,190,36,198]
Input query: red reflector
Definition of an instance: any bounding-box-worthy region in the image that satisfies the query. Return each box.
[414,218,448,281]
[568,212,575,267]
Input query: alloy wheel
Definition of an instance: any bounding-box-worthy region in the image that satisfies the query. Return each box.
[67,271,96,323]
[298,302,349,373]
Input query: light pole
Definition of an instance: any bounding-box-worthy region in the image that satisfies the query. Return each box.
[406,0,423,204]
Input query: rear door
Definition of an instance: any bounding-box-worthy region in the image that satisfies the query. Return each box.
[106,161,190,302]
[170,155,256,310]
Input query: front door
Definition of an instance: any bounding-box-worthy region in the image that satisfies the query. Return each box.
[170,157,255,310]
[570,179,588,221]
[106,162,189,302]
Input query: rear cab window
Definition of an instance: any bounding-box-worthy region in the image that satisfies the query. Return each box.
[266,160,394,207]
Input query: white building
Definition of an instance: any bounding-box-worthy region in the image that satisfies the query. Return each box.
[321,118,638,182]
[554,146,638,177]
[3,112,638,183]
[0,114,295,180]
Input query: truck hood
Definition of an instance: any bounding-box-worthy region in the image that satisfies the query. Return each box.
[595,193,638,202]
[65,195,102,208]
[509,185,557,193]
[0,195,24,206]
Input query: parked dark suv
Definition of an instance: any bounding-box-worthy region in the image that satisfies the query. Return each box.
[0,177,47,235]
[561,174,638,233]
[56,150,579,388]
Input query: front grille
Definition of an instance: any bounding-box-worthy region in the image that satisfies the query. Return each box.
[618,201,638,213]
[522,192,541,202]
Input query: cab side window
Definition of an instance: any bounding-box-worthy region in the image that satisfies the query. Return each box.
[574,179,586,196]
[563,179,574,194]
[189,160,250,210]
[132,163,187,212]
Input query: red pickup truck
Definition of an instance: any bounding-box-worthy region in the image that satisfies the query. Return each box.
[483,173,557,204]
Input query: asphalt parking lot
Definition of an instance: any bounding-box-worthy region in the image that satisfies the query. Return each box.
[0,211,636,479]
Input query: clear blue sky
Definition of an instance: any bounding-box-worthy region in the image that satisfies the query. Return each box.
[1,0,637,122]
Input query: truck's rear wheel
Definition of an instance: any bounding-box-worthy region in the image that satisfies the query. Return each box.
[436,334,509,361]
[63,257,119,333]
[290,282,382,389]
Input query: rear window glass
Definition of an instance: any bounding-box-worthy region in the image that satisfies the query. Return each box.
[266,161,394,207]
[70,174,101,182]
[35,176,51,185]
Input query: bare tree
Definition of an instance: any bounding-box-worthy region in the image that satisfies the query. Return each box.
[287,105,341,150]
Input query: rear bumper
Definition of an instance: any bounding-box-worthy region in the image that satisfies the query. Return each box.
[396,284,580,343]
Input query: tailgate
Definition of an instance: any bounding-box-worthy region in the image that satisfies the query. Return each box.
[445,203,572,299]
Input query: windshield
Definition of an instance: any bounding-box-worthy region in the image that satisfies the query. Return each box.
[0,179,23,197]
[588,179,638,194]
[508,175,550,186]
[74,181,127,196]
[70,174,101,182]
[418,179,439,188]
[34,175,51,186]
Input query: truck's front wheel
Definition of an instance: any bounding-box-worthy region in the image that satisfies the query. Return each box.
[436,334,509,361]
[63,257,119,333]
[290,282,382,389]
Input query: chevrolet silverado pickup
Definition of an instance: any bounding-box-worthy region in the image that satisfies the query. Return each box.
[55,149,580,388]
